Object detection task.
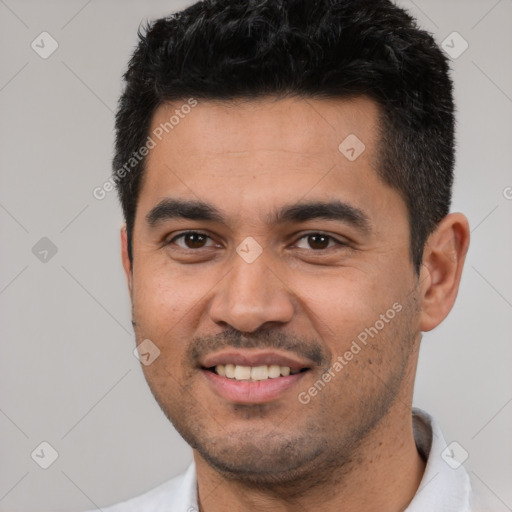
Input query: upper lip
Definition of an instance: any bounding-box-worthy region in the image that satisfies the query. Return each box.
[200,350,313,371]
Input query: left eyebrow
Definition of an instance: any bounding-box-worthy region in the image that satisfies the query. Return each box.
[268,200,372,234]
[145,197,372,234]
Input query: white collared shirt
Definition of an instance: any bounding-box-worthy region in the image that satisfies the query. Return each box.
[85,408,500,511]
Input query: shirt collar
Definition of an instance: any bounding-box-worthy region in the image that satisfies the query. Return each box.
[406,407,471,511]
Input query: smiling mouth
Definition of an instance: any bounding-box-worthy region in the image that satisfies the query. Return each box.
[204,364,310,381]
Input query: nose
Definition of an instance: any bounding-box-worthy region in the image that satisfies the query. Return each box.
[209,251,295,333]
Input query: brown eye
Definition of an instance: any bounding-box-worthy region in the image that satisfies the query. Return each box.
[295,233,339,250]
[170,231,215,249]
[184,233,207,248]
[306,234,330,250]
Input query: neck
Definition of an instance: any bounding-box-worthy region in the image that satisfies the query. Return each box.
[194,411,425,511]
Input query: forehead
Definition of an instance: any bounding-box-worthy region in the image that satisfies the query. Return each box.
[147,95,380,164]
[138,96,403,229]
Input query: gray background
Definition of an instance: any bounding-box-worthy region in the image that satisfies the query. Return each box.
[0,0,511,510]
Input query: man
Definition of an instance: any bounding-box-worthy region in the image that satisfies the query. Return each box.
[86,0,495,510]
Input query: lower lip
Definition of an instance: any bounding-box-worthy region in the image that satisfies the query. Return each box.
[201,369,308,404]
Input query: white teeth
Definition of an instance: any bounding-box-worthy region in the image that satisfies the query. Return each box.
[234,365,251,380]
[213,364,301,380]
[225,364,236,378]
[250,365,268,380]
[268,364,281,378]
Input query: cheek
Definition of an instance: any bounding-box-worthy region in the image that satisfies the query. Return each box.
[294,267,414,380]
[130,260,226,372]
[133,259,199,316]
[295,270,388,339]
[130,262,198,350]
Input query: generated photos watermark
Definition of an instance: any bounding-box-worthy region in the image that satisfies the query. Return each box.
[298,301,403,405]
[93,98,198,200]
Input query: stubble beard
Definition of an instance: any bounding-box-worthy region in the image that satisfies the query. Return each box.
[142,333,416,495]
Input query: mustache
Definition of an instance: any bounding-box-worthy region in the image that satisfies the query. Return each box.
[187,326,329,367]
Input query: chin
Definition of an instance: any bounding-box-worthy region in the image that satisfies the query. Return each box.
[191,429,329,484]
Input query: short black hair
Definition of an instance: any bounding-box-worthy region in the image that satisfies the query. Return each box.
[114,0,455,274]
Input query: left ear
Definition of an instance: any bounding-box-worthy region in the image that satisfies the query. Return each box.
[418,213,470,332]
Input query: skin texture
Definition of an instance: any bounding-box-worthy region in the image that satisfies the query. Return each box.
[121,96,470,511]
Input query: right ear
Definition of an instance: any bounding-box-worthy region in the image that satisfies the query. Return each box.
[120,225,133,295]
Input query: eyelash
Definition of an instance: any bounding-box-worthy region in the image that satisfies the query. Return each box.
[166,230,347,251]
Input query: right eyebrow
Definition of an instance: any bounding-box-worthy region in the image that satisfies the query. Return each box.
[146,198,226,227]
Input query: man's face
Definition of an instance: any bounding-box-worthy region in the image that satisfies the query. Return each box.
[124,96,422,483]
